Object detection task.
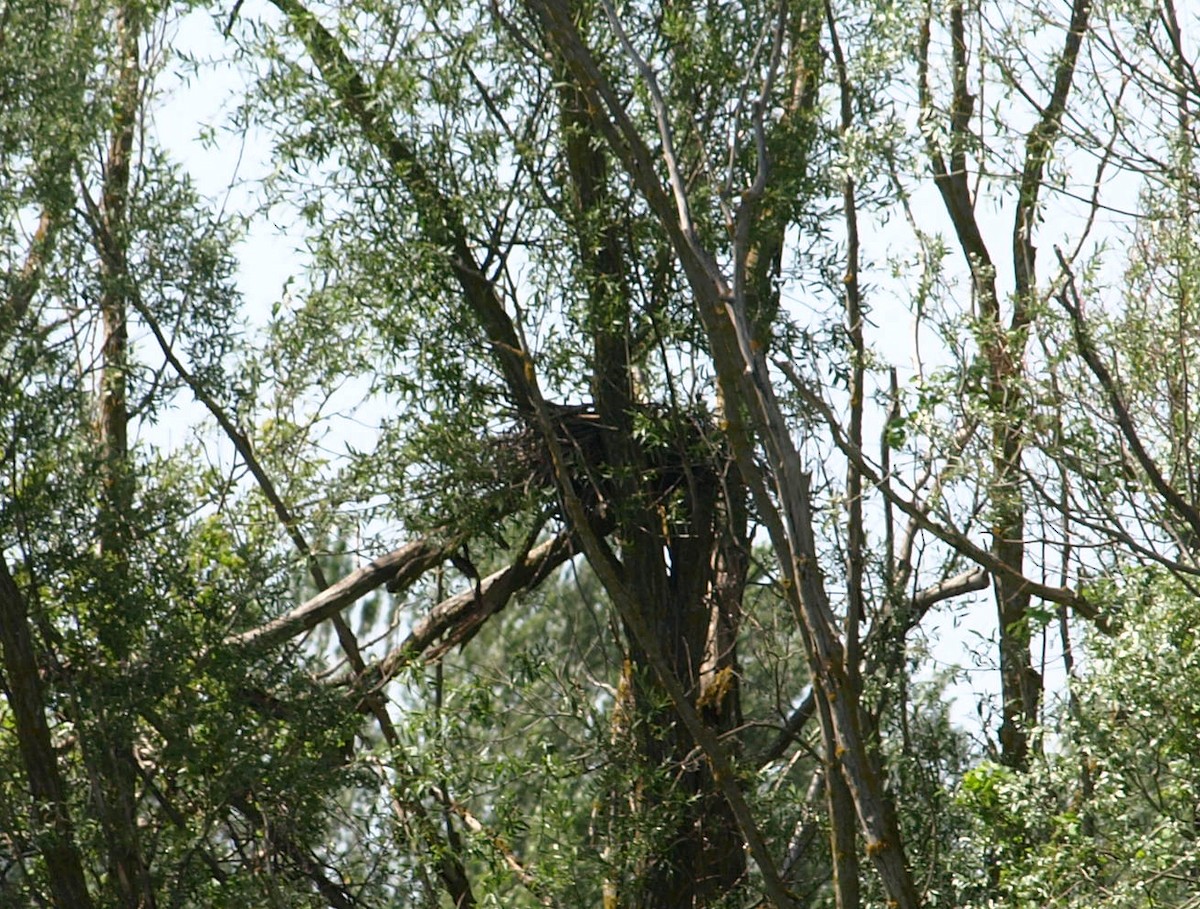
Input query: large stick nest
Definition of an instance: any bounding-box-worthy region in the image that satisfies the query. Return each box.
[502,400,728,513]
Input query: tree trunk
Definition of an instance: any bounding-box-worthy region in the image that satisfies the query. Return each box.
[0,556,96,909]
[91,5,156,905]
[557,65,751,906]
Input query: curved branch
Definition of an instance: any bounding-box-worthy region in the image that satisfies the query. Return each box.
[368,531,574,680]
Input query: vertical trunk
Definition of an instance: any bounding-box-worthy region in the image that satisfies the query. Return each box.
[588,458,748,909]
[694,491,749,899]
[1001,0,1091,767]
[97,6,135,567]
[91,5,156,906]
[827,13,866,905]
[940,0,1036,770]
[609,481,748,909]
[559,67,749,909]
[919,0,1090,769]
[992,460,1036,768]
[0,556,96,908]
[825,736,862,909]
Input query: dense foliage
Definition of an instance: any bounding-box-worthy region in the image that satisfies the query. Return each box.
[3,0,1200,906]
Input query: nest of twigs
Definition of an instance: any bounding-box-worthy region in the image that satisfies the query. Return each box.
[499,400,726,514]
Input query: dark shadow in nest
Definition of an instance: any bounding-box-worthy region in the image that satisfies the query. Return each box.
[499,400,729,529]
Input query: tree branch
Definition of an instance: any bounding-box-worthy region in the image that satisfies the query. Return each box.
[226,537,453,652]
[269,0,537,418]
[1056,249,1200,549]
[348,531,573,686]
[912,567,990,610]
[1012,0,1093,309]
[780,362,1101,624]
[755,568,989,768]
[1,209,55,346]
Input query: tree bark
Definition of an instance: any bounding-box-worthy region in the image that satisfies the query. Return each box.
[919,0,1092,768]
[88,5,156,905]
[0,556,96,909]
[521,1,923,904]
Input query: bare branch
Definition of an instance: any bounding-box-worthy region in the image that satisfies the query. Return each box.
[226,538,452,652]
[595,0,694,238]
[911,567,990,610]
[1056,249,1200,549]
[367,531,574,679]
[779,360,1102,625]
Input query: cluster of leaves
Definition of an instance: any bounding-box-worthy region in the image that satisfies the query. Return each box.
[951,572,1200,908]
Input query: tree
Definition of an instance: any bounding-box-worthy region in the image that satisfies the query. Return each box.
[956,571,1200,908]
[5,0,1200,906]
